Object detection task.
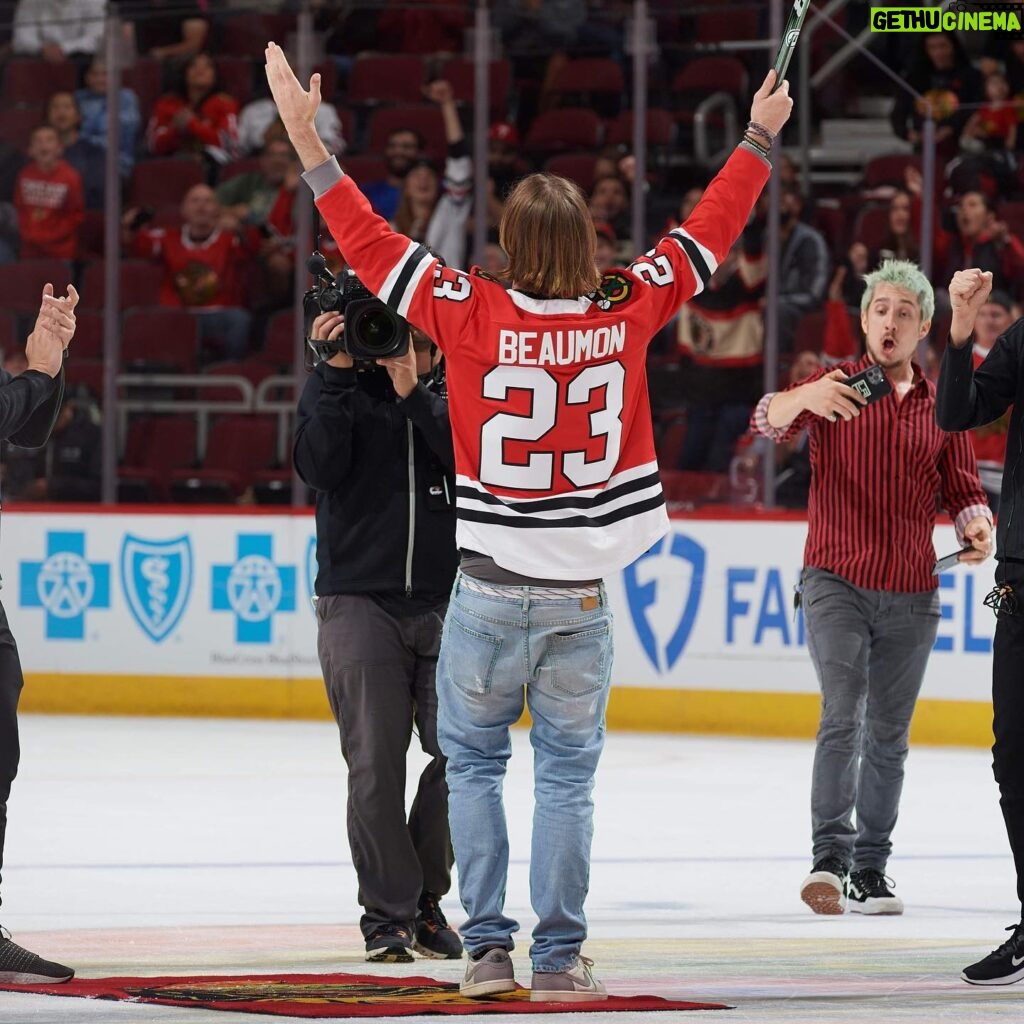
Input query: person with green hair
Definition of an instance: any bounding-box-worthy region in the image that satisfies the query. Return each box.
[752,259,994,917]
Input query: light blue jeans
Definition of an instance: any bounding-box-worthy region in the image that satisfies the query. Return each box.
[436,571,613,972]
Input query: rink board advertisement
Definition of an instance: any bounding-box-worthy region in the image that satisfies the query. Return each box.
[4,510,997,742]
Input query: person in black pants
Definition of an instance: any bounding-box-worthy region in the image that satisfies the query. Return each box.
[0,281,79,984]
[294,309,461,964]
[936,266,1024,986]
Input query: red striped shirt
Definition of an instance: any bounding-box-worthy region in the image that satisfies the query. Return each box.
[752,354,990,593]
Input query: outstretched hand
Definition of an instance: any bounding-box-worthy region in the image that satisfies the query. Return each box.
[26,283,78,378]
[948,268,994,347]
[264,41,330,170]
[750,69,793,137]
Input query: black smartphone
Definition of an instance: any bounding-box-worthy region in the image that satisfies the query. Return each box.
[932,547,974,575]
[844,365,893,406]
[772,0,811,91]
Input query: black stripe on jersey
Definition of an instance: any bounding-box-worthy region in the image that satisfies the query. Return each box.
[457,493,666,529]
[455,471,662,514]
[384,244,431,311]
[670,231,712,288]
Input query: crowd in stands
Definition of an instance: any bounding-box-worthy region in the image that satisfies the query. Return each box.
[0,0,1018,507]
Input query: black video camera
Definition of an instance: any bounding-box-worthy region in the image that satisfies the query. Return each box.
[303,251,410,365]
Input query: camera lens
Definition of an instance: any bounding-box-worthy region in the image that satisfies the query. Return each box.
[352,307,399,355]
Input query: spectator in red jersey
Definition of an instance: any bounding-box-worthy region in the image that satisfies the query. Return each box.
[15,125,83,260]
[967,289,1016,513]
[752,259,992,920]
[45,92,104,210]
[146,51,239,167]
[216,139,300,309]
[267,41,791,1001]
[126,183,254,359]
[965,71,1018,153]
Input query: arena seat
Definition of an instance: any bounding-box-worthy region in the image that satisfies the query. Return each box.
[0,105,40,149]
[349,54,426,105]
[121,307,199,373]
[80,260,164,312]
[544,153,598,193]
[130,159,205,208]
[0,260,73,315]
[524,109,602,155]
[119,414,199,501]
[548,58,625,117]
[367,105,446,162]
[606,108,676,148]
[2,58,76,104]
[439,58,511,117]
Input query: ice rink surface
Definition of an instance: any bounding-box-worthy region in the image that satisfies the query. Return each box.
[0,714,1020,1023]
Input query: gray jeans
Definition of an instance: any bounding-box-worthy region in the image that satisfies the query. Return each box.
[316,594,453,937]
[802,568,940,871]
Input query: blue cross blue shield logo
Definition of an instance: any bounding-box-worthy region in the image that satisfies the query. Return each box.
[623,532,706,674]
[211,534,296,644]
[20,531,111,640]
[121,535,193,643]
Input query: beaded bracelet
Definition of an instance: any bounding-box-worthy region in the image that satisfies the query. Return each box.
[746,121,776,145]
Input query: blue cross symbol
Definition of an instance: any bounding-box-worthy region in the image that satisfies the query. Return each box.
[211,534,296,644]
[21,531,111,640]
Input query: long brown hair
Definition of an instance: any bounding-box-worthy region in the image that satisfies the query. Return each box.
[499,173,600,298]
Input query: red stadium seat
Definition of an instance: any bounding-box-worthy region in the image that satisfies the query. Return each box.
[130,158,205,208]
[439,58,511,117]
[861,153,921,190]
[78,210,106,260]
[349,55,426,105]
[202,358,274,400]
[655,415,688,467]
[169,413,279,500]
[659,469,729,506]
[367,105,446,162]
[0,310,16,354]
[524,109,602,155]
[695,7,760,41]
[217,12,297,59]
[68,357,104,402]
[121,307,199,373]
[852,205,892,253]
[72,309,105,360]
[123,58,163,123]
[120,414,199,501]
[544,153,598,193]
[606,108,676,148]
[1001,199,1024,240]
[671,57,749,103]
[214,56,254,108]
[80,259,164,311]
[0,105,42,149]
[340,154,386,184]
[262,309,298,368]
[219,157,261,182]
[2,58,76,104]
[0,260,73,314]
[547,58,625,116]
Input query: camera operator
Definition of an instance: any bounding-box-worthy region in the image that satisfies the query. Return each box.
[0,282,78,984]
[294,306,462,965]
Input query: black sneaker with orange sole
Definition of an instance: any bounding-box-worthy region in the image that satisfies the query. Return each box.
[413,892,463,960]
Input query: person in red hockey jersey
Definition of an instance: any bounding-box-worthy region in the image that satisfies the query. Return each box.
[14,125,84,261]
[266,40,792,1001]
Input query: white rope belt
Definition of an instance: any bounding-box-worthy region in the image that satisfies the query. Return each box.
[459,575,601,602]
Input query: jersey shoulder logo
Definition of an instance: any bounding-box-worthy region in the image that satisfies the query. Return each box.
[592,271,634,311]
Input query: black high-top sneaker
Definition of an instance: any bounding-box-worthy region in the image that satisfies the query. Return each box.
[800,854,848,915]
[0,928,74,984]
[848,869,903,915]
[413,892,463,959]
[364,923,414,963]
[963,923,1024,986]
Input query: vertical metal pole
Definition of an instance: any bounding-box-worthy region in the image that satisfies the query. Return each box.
[798,11,811,194]
[471,1,490,267]
[291,3,314,508]
[630,0,648,257]
[100,13,122,505]
[762,0,784,509]
[919,115,936,282]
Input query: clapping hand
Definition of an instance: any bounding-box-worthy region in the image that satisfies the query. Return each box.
[26,284,78,378]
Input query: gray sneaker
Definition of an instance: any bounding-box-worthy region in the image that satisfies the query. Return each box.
[460,947,515,998]
[531,955,606,1002]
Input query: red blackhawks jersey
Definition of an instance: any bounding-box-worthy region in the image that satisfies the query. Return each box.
[313,147,769,578]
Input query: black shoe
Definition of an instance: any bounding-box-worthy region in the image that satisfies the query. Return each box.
[963,923,1024,986]
[364,923,414,963]
[848,868,903,915]
[0,928,74,984]
[800,854,848,915]
[413,891,463,960]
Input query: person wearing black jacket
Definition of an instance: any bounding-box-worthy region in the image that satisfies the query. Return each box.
[0,282,78,985]
[936,266,1024,986]
[294,310,461,965]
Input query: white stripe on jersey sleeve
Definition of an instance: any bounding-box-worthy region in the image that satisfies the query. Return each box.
[396,253,435,319]
[379,238,422,306]
[667,229,719,298]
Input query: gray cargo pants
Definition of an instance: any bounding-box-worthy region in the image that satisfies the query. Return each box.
[802,568,940,872]
[316,593,453,938]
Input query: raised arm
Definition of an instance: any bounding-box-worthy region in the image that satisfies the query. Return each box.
[626,69,793,332]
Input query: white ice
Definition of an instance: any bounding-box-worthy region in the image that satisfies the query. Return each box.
[0,714,1020,1023]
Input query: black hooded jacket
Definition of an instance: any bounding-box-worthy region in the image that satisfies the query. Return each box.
[294,360,457,609]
